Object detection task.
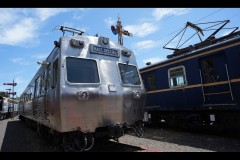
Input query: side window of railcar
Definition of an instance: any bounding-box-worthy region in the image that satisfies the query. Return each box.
[44,66,50,94]
[24,94,26,102]
[52,59,58,89]
[118,63,141,85]
[34,76,41,98]
[37,75,44,97]
[30,84,34,100]
[40,73,45,96]
[27,90,31,101]
[168,66,187,88]
[66,57,100,83]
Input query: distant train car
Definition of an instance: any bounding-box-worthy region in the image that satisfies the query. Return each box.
[18,26,145,151]
[0,96,17,119]
[140,20,240,132]
[0,96,9,119]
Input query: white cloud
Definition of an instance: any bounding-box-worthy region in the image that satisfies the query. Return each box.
[0,18,37,46]
[153,8,190,21]
[124,22,158,37]
[10,58,31,66]
[143,57,166,65]
[72,8,87,19]
[104,17,115,27]
[0,9,17,25]
[104,8,190,39]
[135,40,158,49]
[35,8,87,21]
[35,8,70,21]
[0,9,39,46]
[0,8,87,47]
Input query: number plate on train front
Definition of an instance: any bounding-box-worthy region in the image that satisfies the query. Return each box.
[90,45,119,57]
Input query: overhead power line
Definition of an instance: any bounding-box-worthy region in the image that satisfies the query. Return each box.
[137,8,188,33]
[135,8,225,53]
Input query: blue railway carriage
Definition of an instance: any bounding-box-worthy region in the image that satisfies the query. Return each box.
[18,26,145,151]
[140,27,240,132]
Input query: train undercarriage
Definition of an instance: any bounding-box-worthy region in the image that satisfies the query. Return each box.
[19,115,145,152]
[145,110,240,133]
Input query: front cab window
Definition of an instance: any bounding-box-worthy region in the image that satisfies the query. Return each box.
[66,57,100,83]
[118,63,141,85]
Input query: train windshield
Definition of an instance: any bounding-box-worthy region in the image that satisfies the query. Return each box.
[66,57,100,83]
[118,63,141,85]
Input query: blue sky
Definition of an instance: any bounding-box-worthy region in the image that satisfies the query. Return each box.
[0,8,239,97]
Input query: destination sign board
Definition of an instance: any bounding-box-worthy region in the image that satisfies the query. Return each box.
[90,45,119,57]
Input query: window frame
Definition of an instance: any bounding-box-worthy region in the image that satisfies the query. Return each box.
[64,57,101,85]
[34,76,41,98]
[168,65,187,88]
[117,62,142,86]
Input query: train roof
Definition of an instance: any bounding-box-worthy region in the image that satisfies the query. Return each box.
[140,20,240,71]
[140,30,240,71]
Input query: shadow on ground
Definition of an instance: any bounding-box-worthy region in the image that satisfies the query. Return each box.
[1,118,53,152]
[1,118,144,152]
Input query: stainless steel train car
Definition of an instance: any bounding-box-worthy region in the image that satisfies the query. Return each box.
[18,26,146,151]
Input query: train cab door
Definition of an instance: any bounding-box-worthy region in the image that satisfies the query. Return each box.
[199,52,235,106]
[0,96,3,119]
[33,76,41,117]
[0,96,3,112]
[44,64,50,118]
[48,57,59,116]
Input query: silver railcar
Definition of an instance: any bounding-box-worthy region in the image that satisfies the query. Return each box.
[18,27,146,151]
[0,96,9,119]
[0,96,17,119]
